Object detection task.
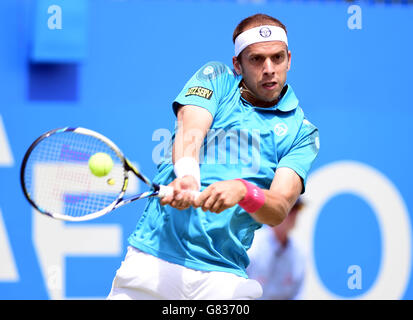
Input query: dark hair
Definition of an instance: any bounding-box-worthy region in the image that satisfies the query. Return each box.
[232,13,288,44]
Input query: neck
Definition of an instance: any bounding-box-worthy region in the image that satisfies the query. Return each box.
[240,80,285,108]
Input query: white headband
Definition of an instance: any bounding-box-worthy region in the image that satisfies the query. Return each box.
[234,25,288,57]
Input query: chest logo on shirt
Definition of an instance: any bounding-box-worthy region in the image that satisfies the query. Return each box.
[185,86,213,100]
[274,123,288,137]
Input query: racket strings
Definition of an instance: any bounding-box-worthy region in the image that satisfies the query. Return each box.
[23,131,126,218]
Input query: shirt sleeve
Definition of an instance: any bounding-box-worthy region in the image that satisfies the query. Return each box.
[172,61,233,118]
[277,118,320,193]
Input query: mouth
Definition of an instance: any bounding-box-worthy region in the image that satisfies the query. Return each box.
[261,81,278,90]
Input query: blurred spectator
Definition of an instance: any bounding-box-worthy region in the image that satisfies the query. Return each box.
[247,198,305,300]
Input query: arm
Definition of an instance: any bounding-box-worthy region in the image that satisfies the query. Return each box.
[193,167,302,226]
[172,105,212,164]
[251,167,302,226]
[160,105,212,209]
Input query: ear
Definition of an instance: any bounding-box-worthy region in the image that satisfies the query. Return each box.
[287,50,292,72]
[232,56,242,75]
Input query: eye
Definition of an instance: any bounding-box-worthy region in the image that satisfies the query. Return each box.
[272,53,284,63]
[250,55,262,63]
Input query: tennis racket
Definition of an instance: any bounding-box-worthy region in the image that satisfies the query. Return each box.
[20,127,199,222]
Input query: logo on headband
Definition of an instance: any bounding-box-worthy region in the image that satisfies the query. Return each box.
[259,27,272,38]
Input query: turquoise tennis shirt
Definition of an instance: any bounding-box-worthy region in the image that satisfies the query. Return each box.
[128,61,319,278]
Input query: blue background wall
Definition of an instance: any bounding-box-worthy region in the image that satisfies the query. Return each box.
[0,0,412,299]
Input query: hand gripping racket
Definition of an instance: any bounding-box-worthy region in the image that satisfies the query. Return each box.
[20,127,199,222]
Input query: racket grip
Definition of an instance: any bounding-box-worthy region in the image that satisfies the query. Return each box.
[157,185,201,199]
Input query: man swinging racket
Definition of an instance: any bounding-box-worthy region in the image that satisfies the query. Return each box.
[108,13,320,300]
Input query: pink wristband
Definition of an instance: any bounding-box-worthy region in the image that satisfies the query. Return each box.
[236,179,266,213]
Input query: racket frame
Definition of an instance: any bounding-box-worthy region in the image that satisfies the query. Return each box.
[20,127,161,222]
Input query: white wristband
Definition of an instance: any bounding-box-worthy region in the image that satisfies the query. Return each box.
[173,157,201,190]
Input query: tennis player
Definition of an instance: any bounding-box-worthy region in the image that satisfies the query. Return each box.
[107,13,319,300]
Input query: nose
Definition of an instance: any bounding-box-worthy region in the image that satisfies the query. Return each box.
[263,58,276,76]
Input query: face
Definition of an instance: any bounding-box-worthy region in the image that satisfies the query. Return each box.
[233,41,291,103]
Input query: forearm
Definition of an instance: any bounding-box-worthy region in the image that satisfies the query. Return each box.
[237,168,302,226]
[161,105,213,210]
[172,124,202,185]
[172,128,202,163]
[249,190,291,226]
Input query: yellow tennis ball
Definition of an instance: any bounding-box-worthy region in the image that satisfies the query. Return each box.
[88,152,113,177]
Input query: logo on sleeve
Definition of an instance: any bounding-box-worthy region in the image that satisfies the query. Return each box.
[203,66,214,76]
[185,87,213,100]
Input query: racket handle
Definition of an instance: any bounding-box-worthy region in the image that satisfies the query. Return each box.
[157,185,201,199]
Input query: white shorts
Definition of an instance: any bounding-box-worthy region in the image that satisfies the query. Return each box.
[107,246,262,300]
